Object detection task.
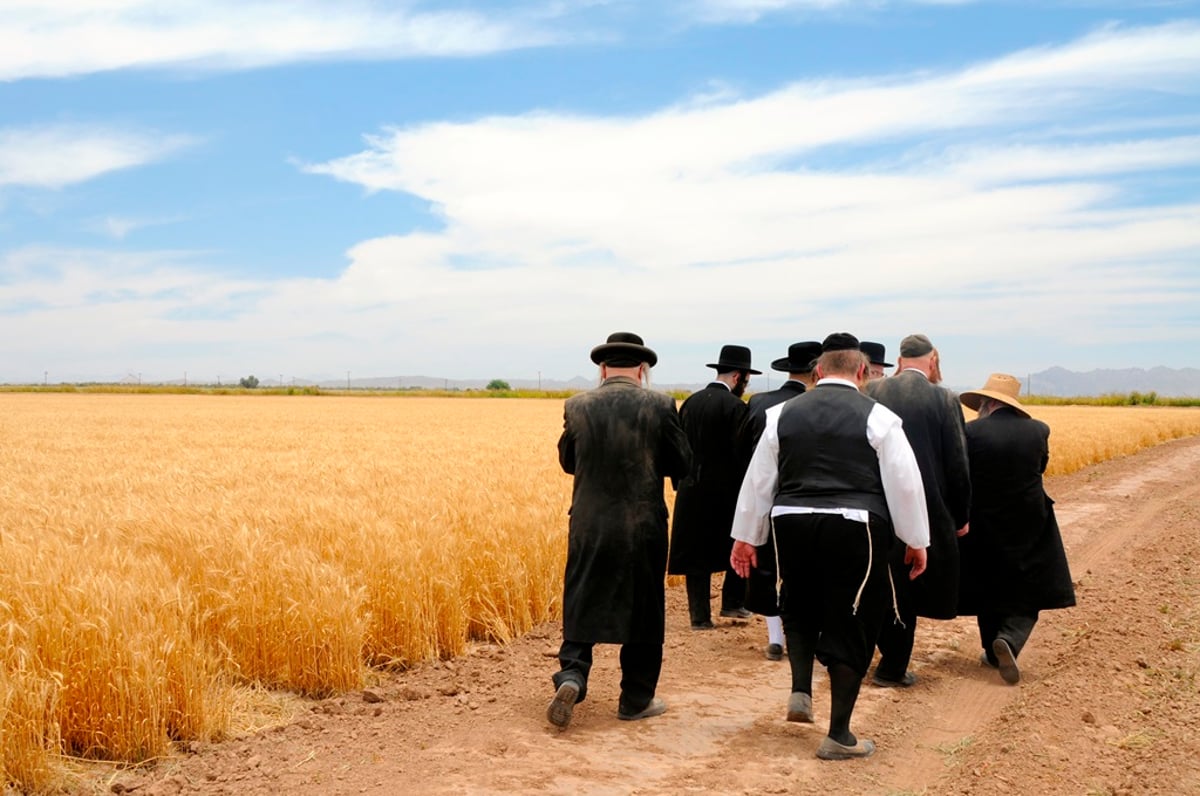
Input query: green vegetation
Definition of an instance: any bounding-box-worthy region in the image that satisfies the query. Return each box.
[1022,392,1200,407]
[485,379,511,390]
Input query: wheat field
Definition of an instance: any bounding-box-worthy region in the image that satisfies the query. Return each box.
[1,393,1198,791]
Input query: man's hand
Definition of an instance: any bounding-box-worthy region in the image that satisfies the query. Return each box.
[955,522,969,537]
[730,540,758,579]
[904,546,928,580]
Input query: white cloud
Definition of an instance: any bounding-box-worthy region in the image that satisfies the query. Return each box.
[3,21,1199,385]
[89,214,185,240]
[0,0,560,81]
[0,125,194,188]
[295,21,1200,380]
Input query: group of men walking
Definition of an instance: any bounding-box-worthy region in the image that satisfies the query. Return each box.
[548,330,1076,762]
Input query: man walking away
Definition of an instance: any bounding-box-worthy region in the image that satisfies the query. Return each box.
[730,333,929,760]
[549,332,691,729]
[669,345,760,629]
[738,341,823,662]
[957,374,1075,685]
[867,334,972,687]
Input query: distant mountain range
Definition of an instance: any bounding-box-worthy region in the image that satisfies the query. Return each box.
[1009,366,1200,398]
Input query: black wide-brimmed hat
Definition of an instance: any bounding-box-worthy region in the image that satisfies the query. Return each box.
[590,331,657,367]
[859,341,893,368]
[706,344,761,375]
[771,341,822,373]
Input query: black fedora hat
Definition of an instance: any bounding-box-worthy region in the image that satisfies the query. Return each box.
[771,341,822,373]
[706,344,761,375]
[859,341,893,368]
[590,331,657,367]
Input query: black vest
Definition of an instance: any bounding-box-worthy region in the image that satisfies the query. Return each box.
[774,383,890,521]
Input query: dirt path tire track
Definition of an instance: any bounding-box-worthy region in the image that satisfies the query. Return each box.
[110,436,1200,796]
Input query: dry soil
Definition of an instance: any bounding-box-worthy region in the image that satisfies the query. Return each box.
[107,435,1200,795]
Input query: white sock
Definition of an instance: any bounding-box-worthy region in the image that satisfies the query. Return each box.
[766,615,784,646]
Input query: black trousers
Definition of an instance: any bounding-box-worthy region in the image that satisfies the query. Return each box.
[684,568,747,624]
[874,603,916,681]
[553,639,663,714]
[774,512,890,677]
[978,611,1039,662]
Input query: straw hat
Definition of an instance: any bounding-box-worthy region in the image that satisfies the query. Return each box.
[960,373,1030,418]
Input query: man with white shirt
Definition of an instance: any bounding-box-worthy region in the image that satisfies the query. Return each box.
[730,333,929,761]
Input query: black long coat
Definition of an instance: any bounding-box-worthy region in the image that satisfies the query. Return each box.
[736,380,807,615]
[668,383,749,575]
[868,371,972,619]
[558,376,691,644]
[957,408,1076,616]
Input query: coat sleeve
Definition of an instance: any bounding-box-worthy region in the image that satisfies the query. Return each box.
[941,389,973,528]
[558,410,576,475]
[659,396,692,488]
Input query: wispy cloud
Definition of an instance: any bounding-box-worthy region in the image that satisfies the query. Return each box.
[295,21,1200,373]
[3,21,1198,384]
[689,0,976,24]
[0,125,195,189]
[0,1,562,81]
[88,214,186,240]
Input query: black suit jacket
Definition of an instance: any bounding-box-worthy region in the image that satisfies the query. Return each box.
[668,382,749,574]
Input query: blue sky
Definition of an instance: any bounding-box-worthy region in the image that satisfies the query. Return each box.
[2,1,1198,388]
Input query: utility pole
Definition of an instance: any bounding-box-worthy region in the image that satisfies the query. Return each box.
[538,370,541,391]
[43,370,47,386]
[346,370,351,390]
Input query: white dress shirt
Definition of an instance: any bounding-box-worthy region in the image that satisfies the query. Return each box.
[730,377,930,549]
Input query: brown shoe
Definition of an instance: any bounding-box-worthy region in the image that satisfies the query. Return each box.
[993,639,1020,685]
[817,736,876,760]
[618,697,667,721]
[786,692,813,723]
[547,681,580,728]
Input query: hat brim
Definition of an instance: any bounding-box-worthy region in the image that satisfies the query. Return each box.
[591,342,657,368]
[870,359,894,368]
[770,357,815,373]
[706,362,762,375]
[960,389,1030,418]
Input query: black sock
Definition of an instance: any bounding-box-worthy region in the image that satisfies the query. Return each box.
[827,663,861,746]
[785,628,817,695]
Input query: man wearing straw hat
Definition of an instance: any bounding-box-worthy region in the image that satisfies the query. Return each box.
[729,333,929,760]
[548,332,691,729]
[669,344,761,629]
[957,374,1076,685]
[866,333,972,688]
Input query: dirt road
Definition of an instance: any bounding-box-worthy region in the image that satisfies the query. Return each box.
[112,435,1200,795]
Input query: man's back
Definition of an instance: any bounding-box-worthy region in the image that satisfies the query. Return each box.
[561,379,688,507]
[868,370,971,530]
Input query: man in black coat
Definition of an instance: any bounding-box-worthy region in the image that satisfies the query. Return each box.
[958,373,1075,685]
[866,334,972,687]
[668,344,760,629]
[738,341,823,662]
[548,332,691,729]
